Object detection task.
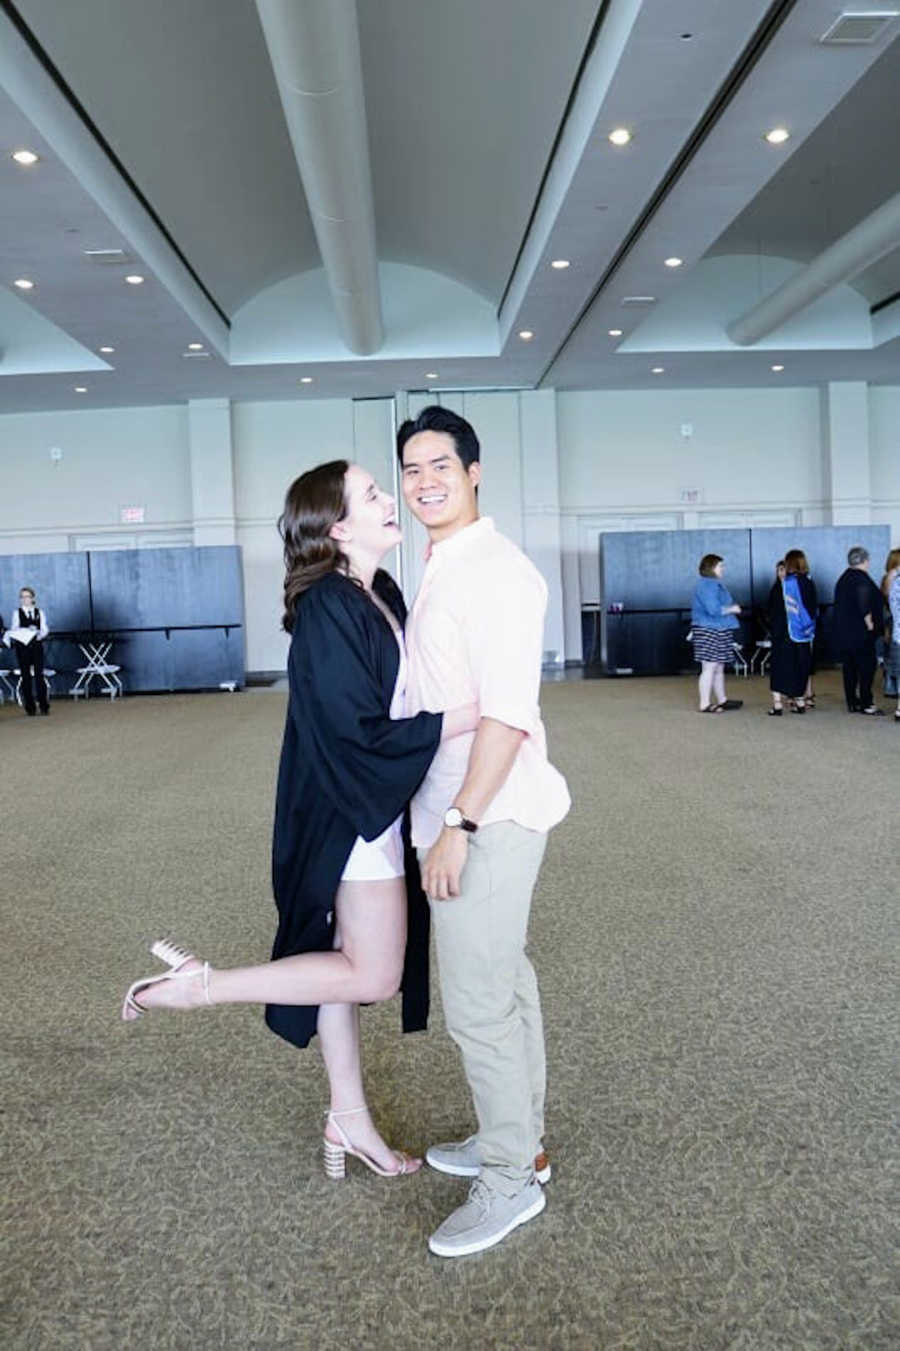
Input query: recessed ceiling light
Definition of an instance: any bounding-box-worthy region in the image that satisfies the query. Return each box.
[99,345,115,354]
[12,149,39,166]
[608,328,623,337]
[13,278,34,290]
[765,127,790,145]
[187,342,205,351]
[299,376,313,384]
[651,366,665,374]
[664,257,683,268]
[608,127,632,146]
[771,364,785,372]
[74,386,87,393]
[425,372,439,380]
[124,274,144,285]
[550,259,570,270]
[518,329,534,341]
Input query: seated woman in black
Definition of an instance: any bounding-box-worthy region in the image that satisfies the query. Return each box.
[122,460,478,1178]
[767,549,817,715]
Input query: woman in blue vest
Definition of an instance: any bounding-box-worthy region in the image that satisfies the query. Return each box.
[691,554,742,712]
[766,548,817,715]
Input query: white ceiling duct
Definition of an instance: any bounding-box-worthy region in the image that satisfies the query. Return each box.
[728,189,900,345]
[0,7,230,358]
[255,0,384,355]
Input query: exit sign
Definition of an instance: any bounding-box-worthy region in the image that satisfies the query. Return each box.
[120,505,145,524]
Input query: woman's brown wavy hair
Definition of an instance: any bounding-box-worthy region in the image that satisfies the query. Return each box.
[279,459,354,632]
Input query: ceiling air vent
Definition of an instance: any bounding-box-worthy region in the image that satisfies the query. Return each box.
[620,295,656,306]
[82,248,136,265]
[820,11,899,43]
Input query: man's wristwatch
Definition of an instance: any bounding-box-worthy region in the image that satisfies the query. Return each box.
[444,807,478,833]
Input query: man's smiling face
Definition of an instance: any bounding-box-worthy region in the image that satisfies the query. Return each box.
[400,430,481,542]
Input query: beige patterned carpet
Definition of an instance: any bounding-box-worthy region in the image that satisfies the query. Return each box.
[1,672,897,1350]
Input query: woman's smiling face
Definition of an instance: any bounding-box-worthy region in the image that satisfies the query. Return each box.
[330,463,401,564]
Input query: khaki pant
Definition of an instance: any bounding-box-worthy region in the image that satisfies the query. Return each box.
[420,821,548,1197]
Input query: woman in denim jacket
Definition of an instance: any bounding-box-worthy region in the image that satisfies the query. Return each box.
[691,554,741,712]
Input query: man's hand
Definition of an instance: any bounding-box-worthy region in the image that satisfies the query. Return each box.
[422,827,470,900]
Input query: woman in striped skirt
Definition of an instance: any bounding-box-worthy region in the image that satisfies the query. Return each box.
[690,554,742,712]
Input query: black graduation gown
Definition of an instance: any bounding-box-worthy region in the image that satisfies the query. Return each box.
[265,569,442,1049]
[767,575,817,698]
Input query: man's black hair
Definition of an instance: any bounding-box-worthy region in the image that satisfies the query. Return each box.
[396,405,480,469]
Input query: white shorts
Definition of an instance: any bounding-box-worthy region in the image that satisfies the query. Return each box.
[341,816,405,882]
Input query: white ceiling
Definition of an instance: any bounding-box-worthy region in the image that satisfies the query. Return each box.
[712,34,900,304]
[1,0,900,413]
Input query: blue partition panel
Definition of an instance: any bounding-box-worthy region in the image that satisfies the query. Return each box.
[1,546,245,693]
[751,525,890,661]
[599,530,750,673]
[597,524,892,674]
[0,553,92,685]
[0,552,91,630]
[750,525,890,602]
[89,546,244,629]
[88,546,245,691]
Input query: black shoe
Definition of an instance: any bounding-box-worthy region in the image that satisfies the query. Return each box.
[767,707,783,716]
[720,699,743,710]
[39,706,50,715]
[860,706,886,716]
[25,709,36,716]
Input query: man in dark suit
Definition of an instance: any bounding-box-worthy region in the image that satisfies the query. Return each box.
[833,547,885,715]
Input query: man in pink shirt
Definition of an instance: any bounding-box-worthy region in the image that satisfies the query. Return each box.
[399,405,570,1258]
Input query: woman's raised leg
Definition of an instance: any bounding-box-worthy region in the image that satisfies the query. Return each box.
[124,877,408,1016]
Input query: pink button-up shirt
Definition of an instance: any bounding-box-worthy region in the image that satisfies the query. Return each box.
[405,516,571,848]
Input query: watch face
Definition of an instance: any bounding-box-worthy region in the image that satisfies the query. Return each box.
[444,808,462,828]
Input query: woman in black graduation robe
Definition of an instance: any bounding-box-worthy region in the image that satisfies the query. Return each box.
[122,459,476,1177]
[767,554,817,712]
[266,565,440,1049]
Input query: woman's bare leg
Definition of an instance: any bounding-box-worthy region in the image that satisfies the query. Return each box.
[712,662,727,707]
[698,662,715,709]
[127,877,407,1014]
[317,1001,419,1172]
[316,885,419,1171]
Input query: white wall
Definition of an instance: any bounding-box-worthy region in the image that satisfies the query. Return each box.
[1,383,895,671]
[555,387,832,658]
[232,397,394,672]
[869,387,900,545]
[0,405,191,552]
[557,387,824,512]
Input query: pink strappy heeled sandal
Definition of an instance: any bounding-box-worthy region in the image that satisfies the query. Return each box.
[121,939,210,1020]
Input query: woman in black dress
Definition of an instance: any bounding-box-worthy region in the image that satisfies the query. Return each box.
[122,460,478,1178]
[767,549,817,715]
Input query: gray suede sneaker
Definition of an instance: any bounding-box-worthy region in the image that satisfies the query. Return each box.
[428,1178,546,1258]
[426,1135,552,1184]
